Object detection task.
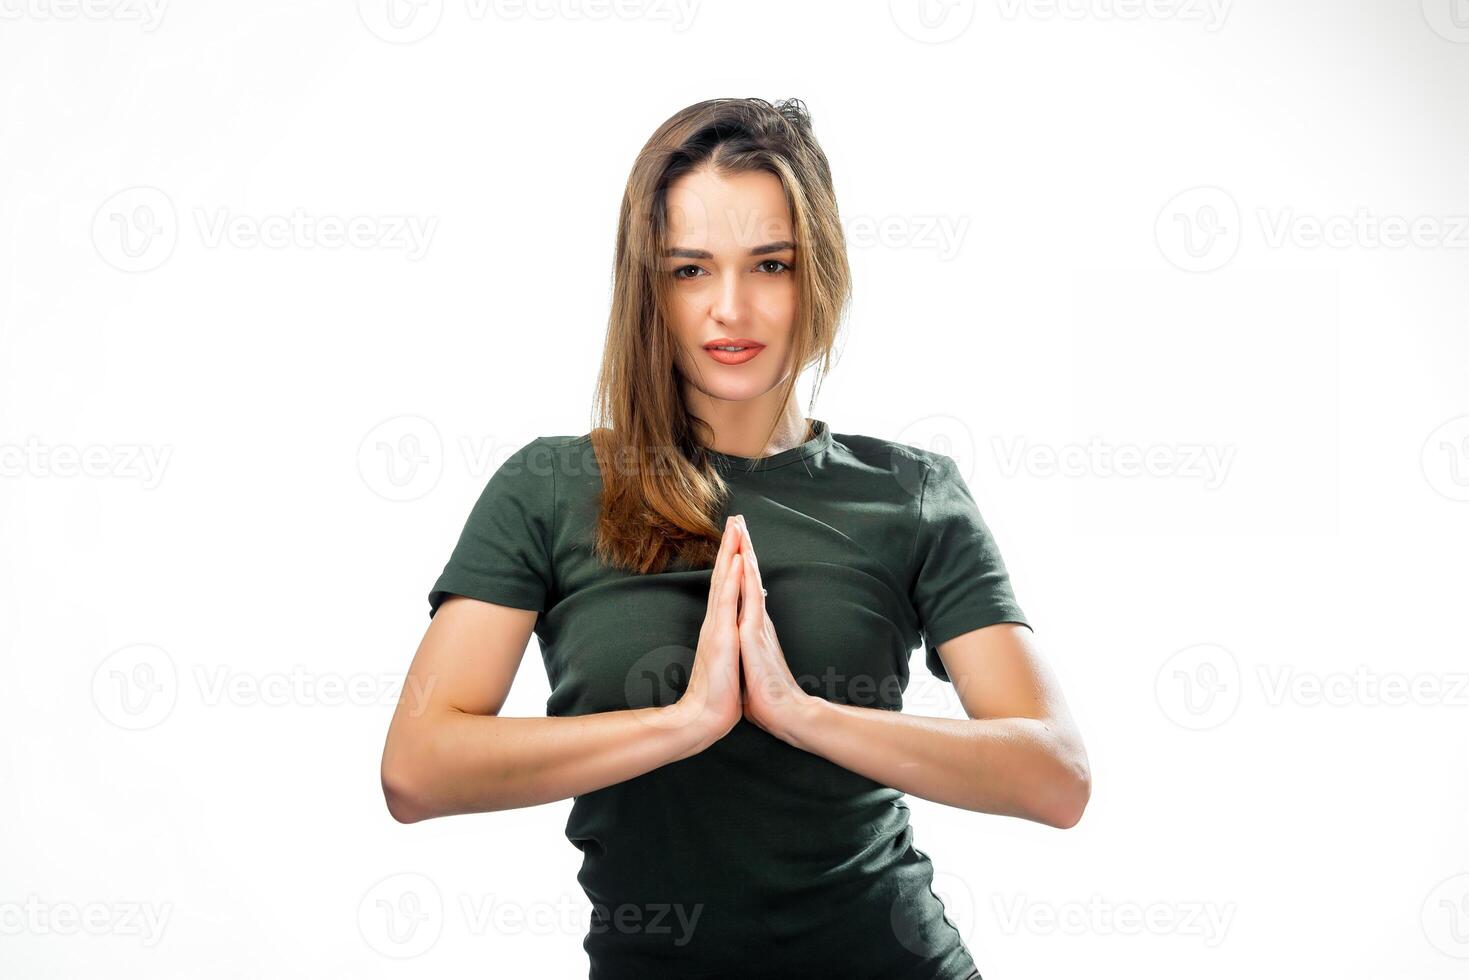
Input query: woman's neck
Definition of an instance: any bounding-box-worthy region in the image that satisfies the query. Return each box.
[688,395,810,460]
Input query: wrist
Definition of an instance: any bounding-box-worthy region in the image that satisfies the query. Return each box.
[660,699,721,759]
[775,690,824,751]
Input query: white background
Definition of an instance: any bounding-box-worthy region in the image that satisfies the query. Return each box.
[3,1,1467,977]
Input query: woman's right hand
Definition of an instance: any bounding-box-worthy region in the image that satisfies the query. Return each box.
[676,515,746,748]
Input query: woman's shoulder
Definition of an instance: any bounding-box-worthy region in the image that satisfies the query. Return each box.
[534,432,596,449]
[828,427,950,475]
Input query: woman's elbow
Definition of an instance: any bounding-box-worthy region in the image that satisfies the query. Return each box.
[1033,728,1091,829]
[382,765,428,824]
[1045,759,1091,829]
[381,735,435,824]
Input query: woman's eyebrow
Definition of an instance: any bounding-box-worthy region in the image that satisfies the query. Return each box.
[665,240,796,259]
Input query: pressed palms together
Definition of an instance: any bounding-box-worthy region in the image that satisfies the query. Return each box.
[680,514,807,744]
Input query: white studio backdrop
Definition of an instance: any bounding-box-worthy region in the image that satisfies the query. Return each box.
[2,2,1467,977]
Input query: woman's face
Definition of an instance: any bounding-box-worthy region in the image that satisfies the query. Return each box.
[662,166,798,404]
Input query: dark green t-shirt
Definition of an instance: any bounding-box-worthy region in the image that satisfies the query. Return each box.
[428,418,1029,980]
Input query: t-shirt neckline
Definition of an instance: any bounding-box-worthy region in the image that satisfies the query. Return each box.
[705,418,833,473]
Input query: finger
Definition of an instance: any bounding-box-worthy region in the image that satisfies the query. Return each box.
[718,553,743,628]
[706,517,741,614]
[738,516,763,587]
[737,538,765,626]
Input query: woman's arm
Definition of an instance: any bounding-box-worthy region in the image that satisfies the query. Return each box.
[730,514,1089,828]
[380,594,716,823]
[776,623,1090,828]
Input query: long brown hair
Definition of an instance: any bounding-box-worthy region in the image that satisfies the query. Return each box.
[588,97,851,575]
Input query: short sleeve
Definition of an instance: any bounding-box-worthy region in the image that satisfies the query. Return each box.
[908,452,1030,682]
[427,438,556,618]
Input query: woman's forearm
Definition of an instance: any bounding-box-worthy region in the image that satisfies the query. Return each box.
[779,696,1090,828]
[382,701,713,822]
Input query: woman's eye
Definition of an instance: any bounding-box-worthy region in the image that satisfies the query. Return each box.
[672,260,789,279]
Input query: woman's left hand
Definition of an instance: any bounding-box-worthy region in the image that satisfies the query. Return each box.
[732,515,811,742]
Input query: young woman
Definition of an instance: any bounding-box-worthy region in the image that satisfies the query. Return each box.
[381,97,1090,980]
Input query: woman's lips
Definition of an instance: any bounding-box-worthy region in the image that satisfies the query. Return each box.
[703,339,765,365]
